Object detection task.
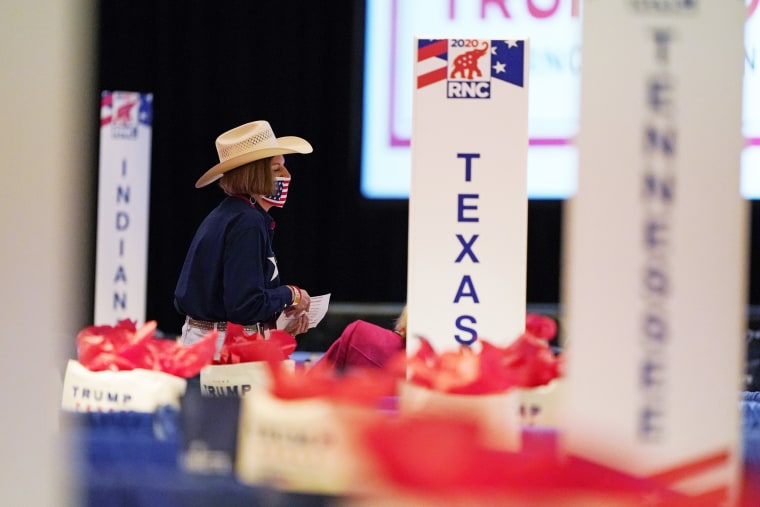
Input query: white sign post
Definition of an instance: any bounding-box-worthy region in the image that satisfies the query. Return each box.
[94,91,153,325]
[562,1,747,502]
[407,37,530,352]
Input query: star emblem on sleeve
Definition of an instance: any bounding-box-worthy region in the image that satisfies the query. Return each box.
[268,256,279,281]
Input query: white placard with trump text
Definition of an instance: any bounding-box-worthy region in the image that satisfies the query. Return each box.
[407,37,529,352]
[562,1,747,503]
[94,91,153,325]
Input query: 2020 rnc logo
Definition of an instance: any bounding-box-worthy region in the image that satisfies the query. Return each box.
[416,38,525,99]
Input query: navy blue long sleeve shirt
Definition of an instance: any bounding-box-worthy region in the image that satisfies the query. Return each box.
[174,196,293,325]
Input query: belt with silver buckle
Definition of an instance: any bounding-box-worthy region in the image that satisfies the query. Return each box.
[186,317,270,334]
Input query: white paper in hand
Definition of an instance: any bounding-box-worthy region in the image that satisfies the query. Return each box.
[276,293,330,330]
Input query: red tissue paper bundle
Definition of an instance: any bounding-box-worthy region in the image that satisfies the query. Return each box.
[360,413,699,506]
[401,313,563,394]
[267,361,397,407]
[216,323,297,364]
[76,319,216,378]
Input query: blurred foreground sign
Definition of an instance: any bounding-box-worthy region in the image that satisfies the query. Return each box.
[562,2,747,503]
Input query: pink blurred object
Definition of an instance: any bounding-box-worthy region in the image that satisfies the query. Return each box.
[312,320,404,372]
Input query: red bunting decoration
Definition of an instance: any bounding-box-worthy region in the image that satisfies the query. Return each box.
[397,313,563,394]
[267,362,397,407]
[216,324,297,364]
[525,312,558,339]
[360,413,704,505]
[76,319,216,377]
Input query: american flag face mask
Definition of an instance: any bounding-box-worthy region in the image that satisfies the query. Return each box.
[260,177,291,208]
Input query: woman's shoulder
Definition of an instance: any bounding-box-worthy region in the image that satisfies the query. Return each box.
[214,197,268,228]
[215,196,258,215]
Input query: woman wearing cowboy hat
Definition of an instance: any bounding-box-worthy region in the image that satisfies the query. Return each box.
[174,120,313,356]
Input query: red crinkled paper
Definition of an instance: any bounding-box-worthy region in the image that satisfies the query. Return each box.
[360,414,700,505]
[76,319,216,378]
[401,313,563,394]
[267,361,397,407]
[216,323,297,364]
[525,312,558,340]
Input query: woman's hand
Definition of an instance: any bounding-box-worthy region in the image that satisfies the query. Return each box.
[283,311,310,336]
[283,287,311,335]
[286,287,311,316]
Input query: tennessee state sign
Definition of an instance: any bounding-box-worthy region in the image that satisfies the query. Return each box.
[562,2,747,503]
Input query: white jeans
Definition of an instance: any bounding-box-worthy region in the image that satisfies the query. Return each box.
[179,319,227,360]
[179,318,271,360]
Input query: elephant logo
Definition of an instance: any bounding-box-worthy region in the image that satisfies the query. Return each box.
[115,100,137,125]
[450,41,490,80]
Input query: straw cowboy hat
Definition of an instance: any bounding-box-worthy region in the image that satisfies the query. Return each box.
[195,120,313,188]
